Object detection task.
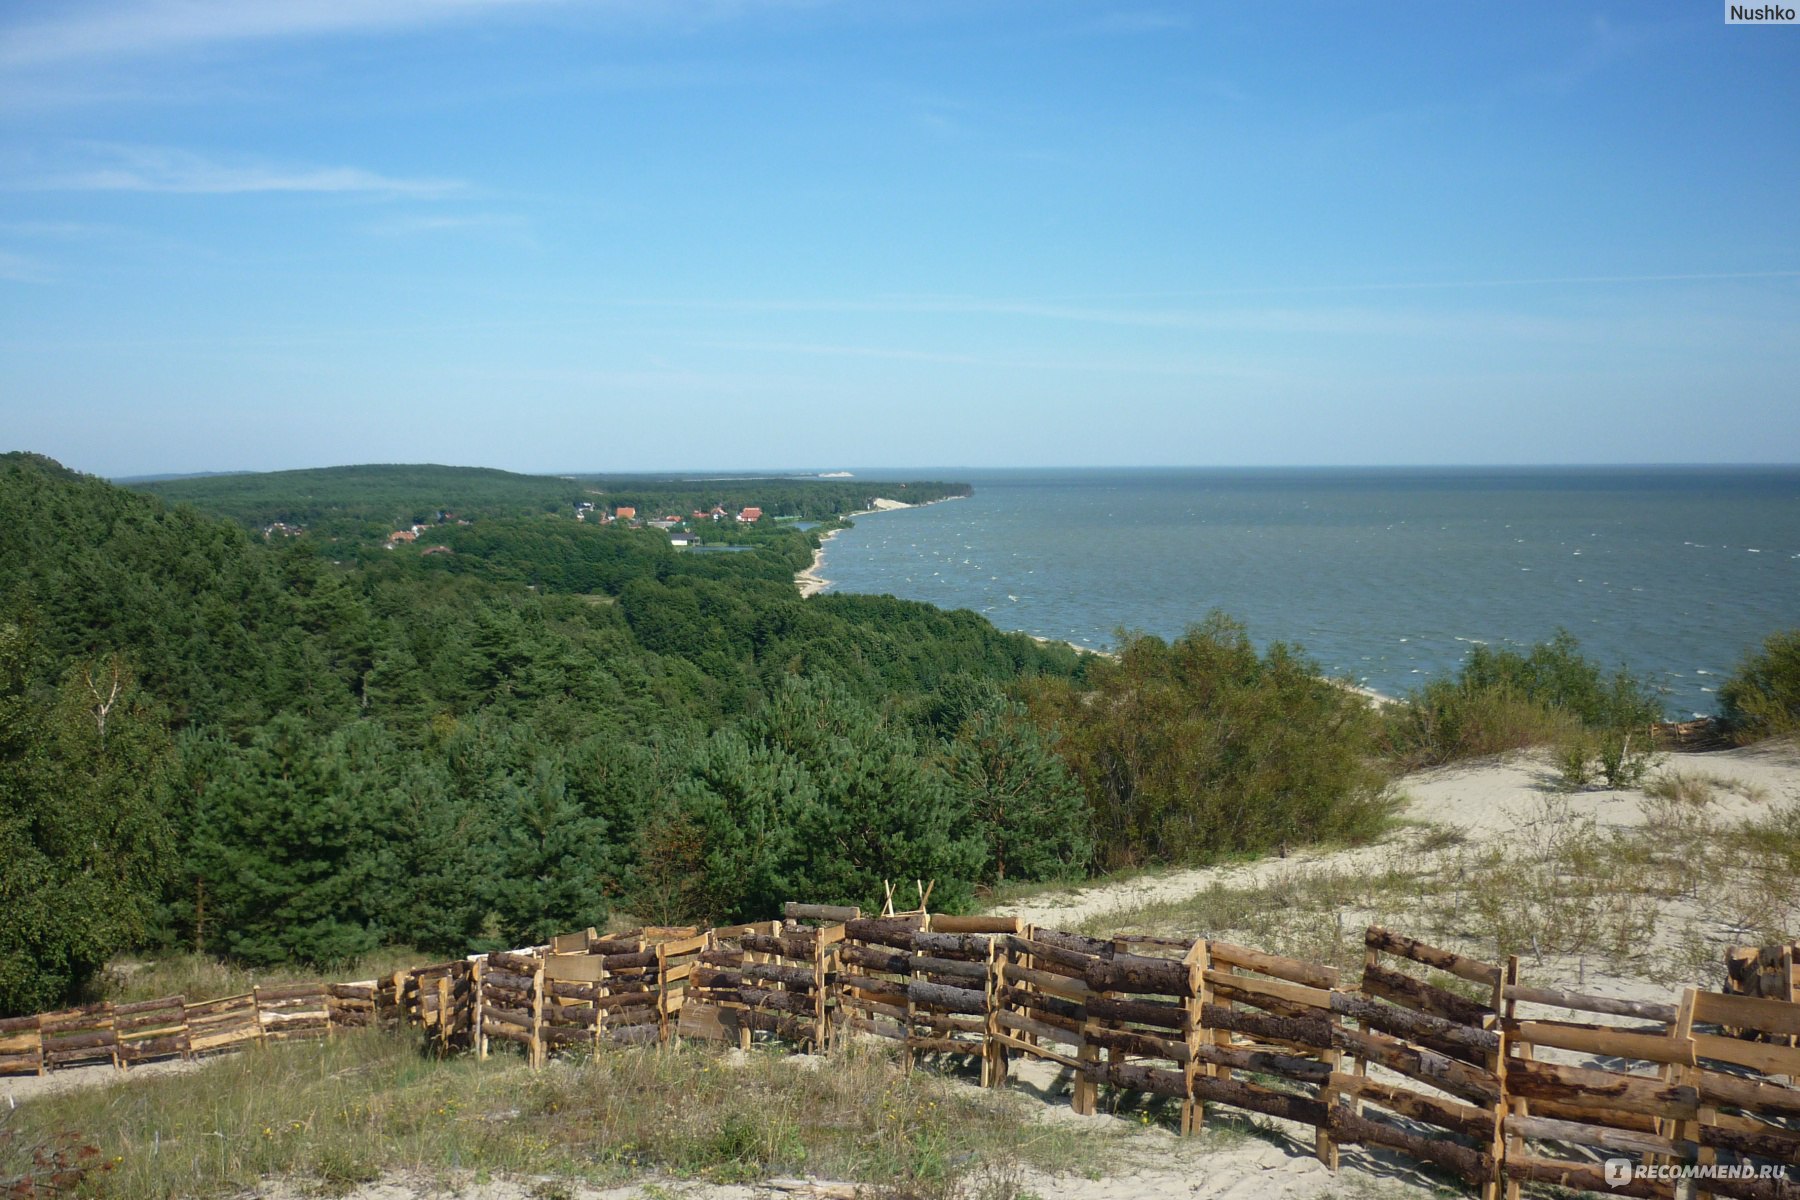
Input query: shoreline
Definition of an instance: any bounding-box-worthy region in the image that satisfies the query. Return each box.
[795,503,1395,706]
[797,512,1399,710]
[795,527,843,597]
[1028,633,1117,660]
[793,494,965,598]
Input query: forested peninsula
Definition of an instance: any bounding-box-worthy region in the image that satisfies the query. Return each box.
[15,451,1690,1018]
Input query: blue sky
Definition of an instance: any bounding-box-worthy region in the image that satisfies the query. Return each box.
[2,1,1796,476]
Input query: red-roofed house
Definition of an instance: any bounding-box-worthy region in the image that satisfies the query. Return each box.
[736,507,763,523]
[615,506,637,521]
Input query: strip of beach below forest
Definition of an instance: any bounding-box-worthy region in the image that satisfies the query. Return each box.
[793,494,963,598]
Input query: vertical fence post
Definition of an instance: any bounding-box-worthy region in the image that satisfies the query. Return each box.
[1181,938,1209,1136]
[1670,988,1710,1200]
[528,957,546,1068]
[1072,1013,1099,1116]
[1479,955,1515,1200]
[1501,955,1525,1200]
[1315,952,1339,1168]
[981,937,1004,1088]
[1783,945,1798,1045]
[595,950,611,1058]
[812,931,830,1052]
[654,942,670,1046]
[473,958,488,1060]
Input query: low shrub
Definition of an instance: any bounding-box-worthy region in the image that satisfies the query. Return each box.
[1382,631,1662,773]
[1026,613,1395,871]
[1720,629,1800,743]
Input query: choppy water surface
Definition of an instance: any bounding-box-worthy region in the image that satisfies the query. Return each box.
[819,468,1800,717]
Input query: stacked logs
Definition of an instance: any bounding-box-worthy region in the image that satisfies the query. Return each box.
[255,983,331,1044]
[0,1015,41,1076]
[693,906,845,1049]
[589,933,671,1046]
[539,951,605,1057]
[1330,928,1504,1188]
[835,912,1013,1074]
[989,928,1090,1081]
[1501,978,1800,1199]
[408,962,473,1052]
[38,1004,118,1072]
[475,951,542,1063]
[114,996,188,1067]
[1193,940,1347,1163]
[327,982,378,1030]
[185,993,259,1057]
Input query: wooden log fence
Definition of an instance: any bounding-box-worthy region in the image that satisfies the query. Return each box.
[3,915,1796,1200]
[1728,942,1800,1048]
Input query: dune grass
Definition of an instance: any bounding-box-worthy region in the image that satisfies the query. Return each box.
[2,1030,1095,1200]
[1079,787,1800,990]
[98,946,431,1007]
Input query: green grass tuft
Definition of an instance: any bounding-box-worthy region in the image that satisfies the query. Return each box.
[3,1031,1097,1199]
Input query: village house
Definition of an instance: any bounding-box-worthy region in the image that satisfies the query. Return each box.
[736,506,763,523]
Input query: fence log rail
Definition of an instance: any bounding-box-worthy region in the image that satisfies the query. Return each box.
[5,916,1797,1200]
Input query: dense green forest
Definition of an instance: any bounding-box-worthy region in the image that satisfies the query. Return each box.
[15,452,1739,1017]
[0,454,1074,1012]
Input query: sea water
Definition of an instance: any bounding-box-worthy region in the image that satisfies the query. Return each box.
[817,467,1800,717]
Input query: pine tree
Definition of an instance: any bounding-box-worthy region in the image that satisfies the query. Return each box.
[943,700,1093,885]
[654,728,808,923]
[372,758,500,954]
[190,716,391,965]
[0,623,173,1014]
[492,752,612,945]
[754,677,984,914]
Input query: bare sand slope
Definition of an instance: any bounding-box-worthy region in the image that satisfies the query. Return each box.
[996,741,1799,937]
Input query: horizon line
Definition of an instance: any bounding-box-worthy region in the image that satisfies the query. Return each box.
[98,459,1800,484]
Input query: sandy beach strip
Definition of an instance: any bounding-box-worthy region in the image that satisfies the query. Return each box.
[795,527,843,597]
[794,495,961,597]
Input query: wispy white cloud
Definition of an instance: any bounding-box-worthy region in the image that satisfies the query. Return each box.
[592,292,1585,342]
[0,0,824,69]
[16,144,463,197]
[0,248,55,283]
[360,212,537,248]
[0,0,559,69]
[1030,270,1800,301]
[702,337,1288,381]
[0,218,120,238]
